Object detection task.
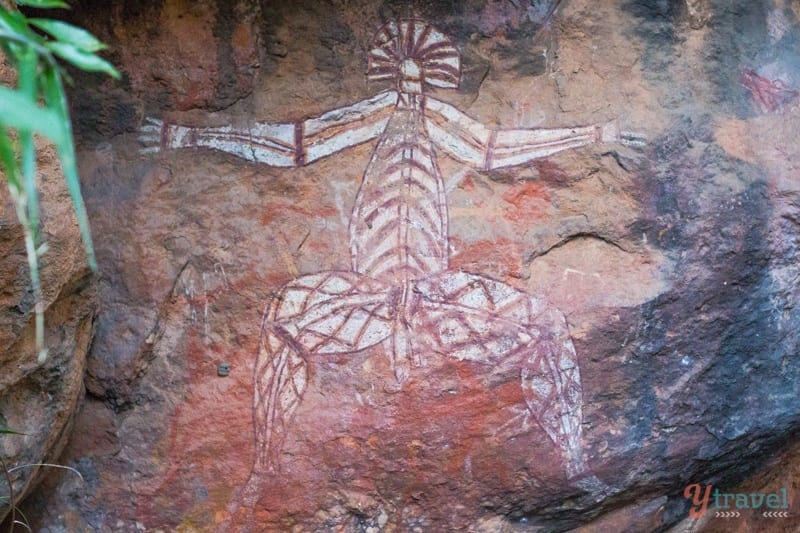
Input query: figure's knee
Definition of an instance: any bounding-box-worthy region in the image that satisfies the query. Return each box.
[257,288,296,360]
[259,288,284,334]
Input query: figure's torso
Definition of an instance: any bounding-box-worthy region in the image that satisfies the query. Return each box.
[349,95,448,287]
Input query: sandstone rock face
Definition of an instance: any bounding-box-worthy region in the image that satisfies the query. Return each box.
[0,56,96,524]
[22,0,800,531]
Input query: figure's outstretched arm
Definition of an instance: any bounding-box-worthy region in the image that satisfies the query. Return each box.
[139,91,398,167]
[422,97,645,171]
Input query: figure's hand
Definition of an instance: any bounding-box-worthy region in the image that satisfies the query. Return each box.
[598,120,647,148]
[138,117,165,155]
[620,129,647,148]
[139,117,195,155]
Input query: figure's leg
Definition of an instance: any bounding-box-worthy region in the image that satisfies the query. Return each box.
[252,300,308,474]
[519,313,586,479]
[382,319,414,386]
[233,272,395,517]
[236,306,307,512]
[410,271,588,479]
[250,271,394,476]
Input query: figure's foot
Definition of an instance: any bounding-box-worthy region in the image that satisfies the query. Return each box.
[217,470,269,533]
[620,130,647,148]
[571,473,614,500]
[562,448,618,502]
[566,457,616,502]
[232,471,264,511]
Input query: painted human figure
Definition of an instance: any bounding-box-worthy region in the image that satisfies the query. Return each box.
[141,19,642,490]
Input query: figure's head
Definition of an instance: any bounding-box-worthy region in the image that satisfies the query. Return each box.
[367,19,461,94]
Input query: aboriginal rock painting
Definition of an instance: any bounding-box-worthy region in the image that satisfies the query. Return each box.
[140,19,644,489]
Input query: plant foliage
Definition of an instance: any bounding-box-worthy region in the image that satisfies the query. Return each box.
[0,0,118,361]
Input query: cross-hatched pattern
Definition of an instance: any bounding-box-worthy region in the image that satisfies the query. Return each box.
[411,272,550,361]
[267,272,395,355]
[521,335,583,471]
[410,271,583,473]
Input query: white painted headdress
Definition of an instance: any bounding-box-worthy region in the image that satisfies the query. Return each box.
[367,19,461,94]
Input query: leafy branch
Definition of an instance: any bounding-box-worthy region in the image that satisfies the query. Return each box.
[0,0,118,362]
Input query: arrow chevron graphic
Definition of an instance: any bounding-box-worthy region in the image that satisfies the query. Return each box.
[714,511,741,518]
[762,511,789,518]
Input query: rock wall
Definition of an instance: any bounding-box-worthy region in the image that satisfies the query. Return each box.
[0,60,96,523]
[19,0,800,531]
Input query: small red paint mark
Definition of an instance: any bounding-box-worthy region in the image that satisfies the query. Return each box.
[458,174,477,192]
[501,182,551,222]
[449,237,524,279]
[740,68,799,114]
[533,160,570,185]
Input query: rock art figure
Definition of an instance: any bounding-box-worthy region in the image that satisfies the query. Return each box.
[140,19,643,494]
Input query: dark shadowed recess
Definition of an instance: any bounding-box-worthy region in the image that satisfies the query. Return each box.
[569,129,800,530]
[623,0,792,118]
[547,5,800,526]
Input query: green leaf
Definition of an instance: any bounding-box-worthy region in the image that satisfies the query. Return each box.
[0,87,64,144]
[41,68,97,271]
[0,127,21,191]
[15,0,70,8]
[0,428,26,436]
[45,41,119,78]
[0,6,112,362]
[29,18,106,52]
[0,9,39,42]
[18,48,41,245]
